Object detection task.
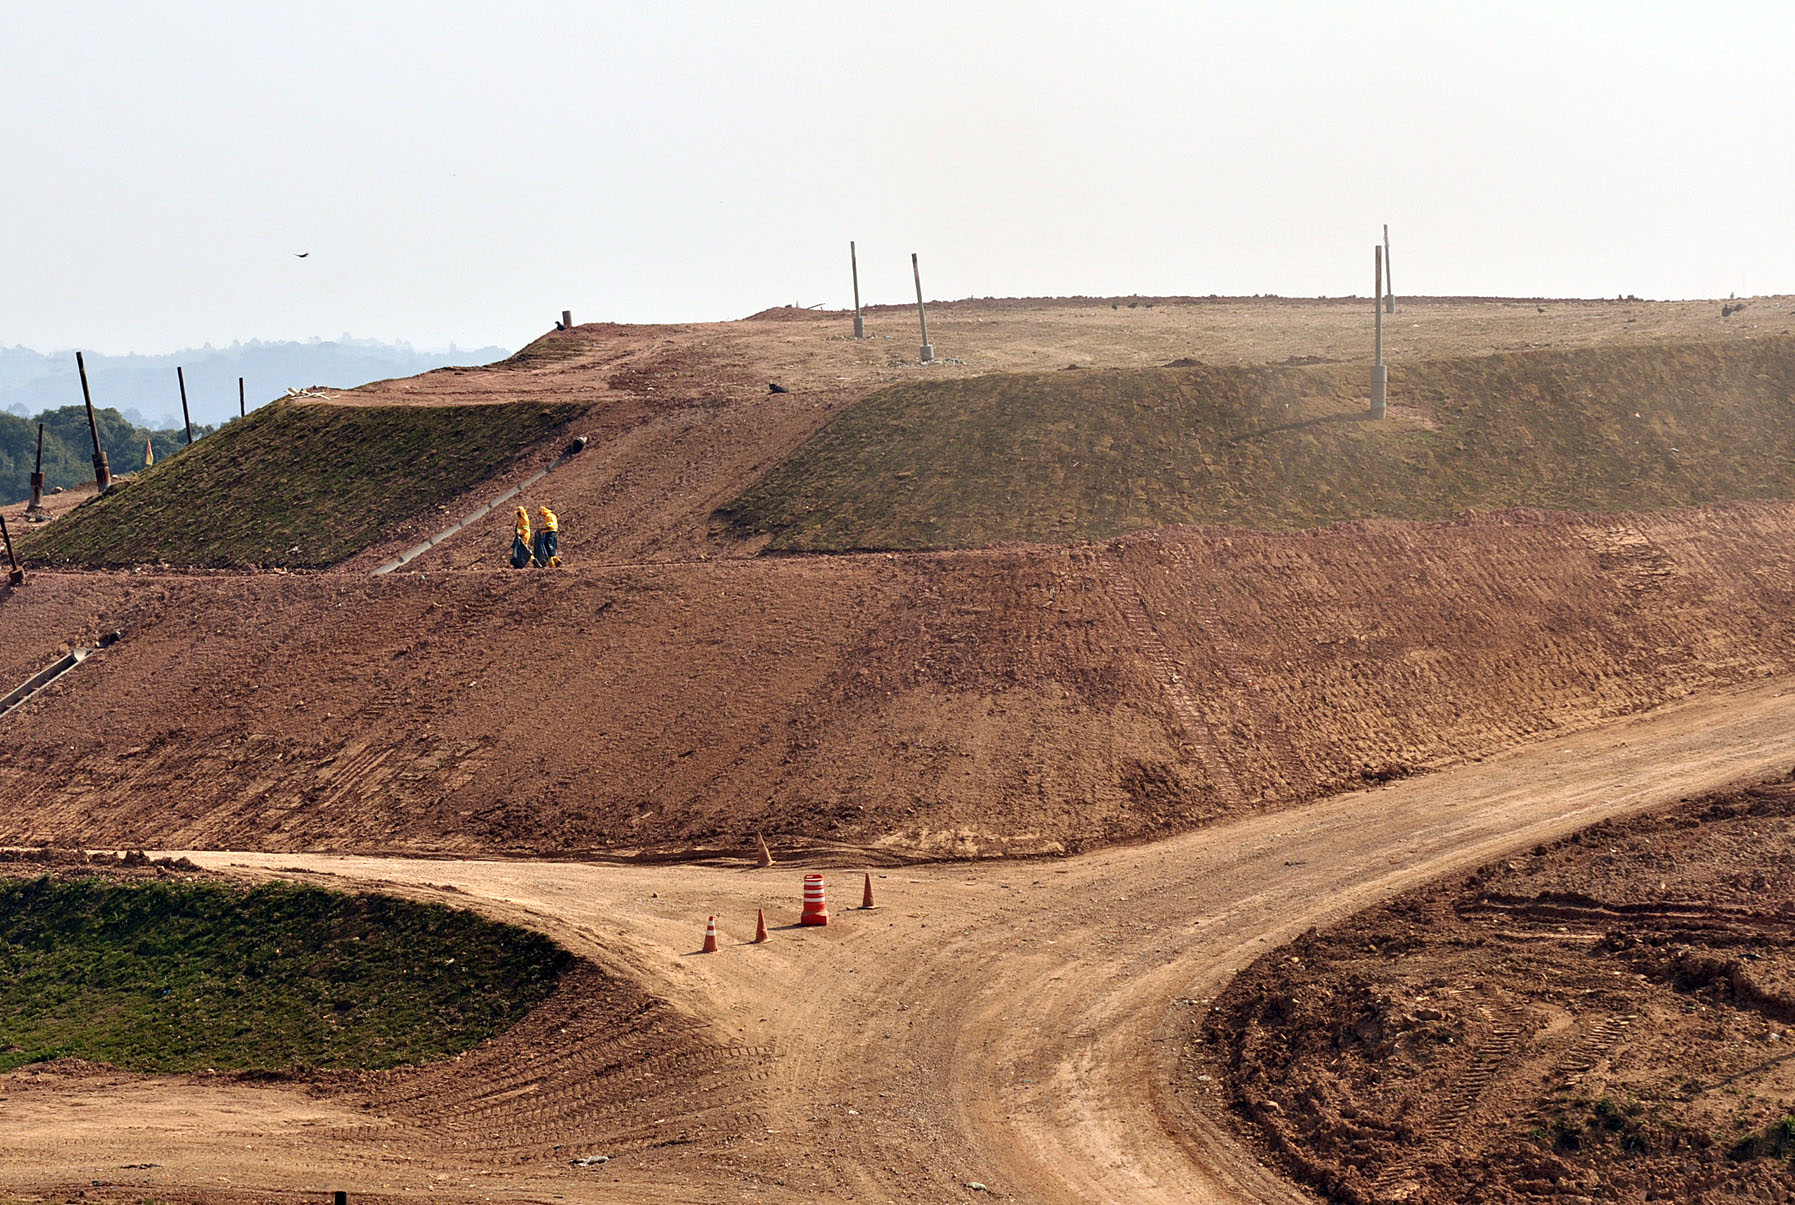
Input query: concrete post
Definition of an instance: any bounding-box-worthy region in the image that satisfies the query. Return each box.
[177,366,194,445]
[76,352,111,491]
[27,423,45,512]
[561,310,573,330]
[850,241,865,339]
[1383,224,1395,314]
[1371,246,1387,419]
[912,253,933,363]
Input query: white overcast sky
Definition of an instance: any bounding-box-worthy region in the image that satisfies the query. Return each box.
[4,1,1791,355]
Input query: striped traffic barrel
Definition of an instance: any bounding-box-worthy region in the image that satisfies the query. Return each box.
[800,873,829,926]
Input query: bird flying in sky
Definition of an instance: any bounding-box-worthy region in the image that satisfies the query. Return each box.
[294,252,309,258]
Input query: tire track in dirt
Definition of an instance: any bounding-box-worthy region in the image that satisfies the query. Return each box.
[1093,549,1244,805]
[4,677,1781,1204]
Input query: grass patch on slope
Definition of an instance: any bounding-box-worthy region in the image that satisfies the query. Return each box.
[0,876,572,1073]
[719,337,1795,550]
[21,400,584,568]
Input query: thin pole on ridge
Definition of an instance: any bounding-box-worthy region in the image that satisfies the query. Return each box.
[851,241,865,339]
[912,252,934,364]
[76,352,111,491]
[1,513,23,587]
[1383,224,1395,314]
[177,366,194,445]
[1371,245,1387,419]
[28,423,45,512]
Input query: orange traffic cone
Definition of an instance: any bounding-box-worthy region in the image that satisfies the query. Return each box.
[800,874,828,926]
[755,832,774,868]
[753,909,769,943]
[860,872,876,909]
[701,916,719,953]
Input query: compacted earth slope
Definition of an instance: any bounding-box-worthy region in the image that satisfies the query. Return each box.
[2,501,1793,857]
[723,338,1795,550]
[6,302,1795,858]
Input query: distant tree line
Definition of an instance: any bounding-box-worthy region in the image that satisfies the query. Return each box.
[1,405,217,505]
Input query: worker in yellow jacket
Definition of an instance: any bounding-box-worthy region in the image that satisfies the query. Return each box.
[533,505,561,567]
[510,506,533,568]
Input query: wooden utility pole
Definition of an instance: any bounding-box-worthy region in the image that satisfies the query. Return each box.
[76,352,111,491]
[177,366,194,445]
[27,423,45,512]
[239,377,246,418]
[850,241,865,339]
[1383,224,1395,313]
[912,253,934,364]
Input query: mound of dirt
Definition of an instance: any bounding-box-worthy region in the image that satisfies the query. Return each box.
[4,501,1795,859]
[1197,774,1795,1204]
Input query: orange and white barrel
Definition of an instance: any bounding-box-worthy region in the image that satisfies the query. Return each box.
[800,873,829,926]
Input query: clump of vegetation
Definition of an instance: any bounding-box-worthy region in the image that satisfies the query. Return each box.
[0,876,572,1073]
[1540,1096,1653,1153]
[1731,1114,1795,1161]
[720,336,1795,551]
[21,399,583,568]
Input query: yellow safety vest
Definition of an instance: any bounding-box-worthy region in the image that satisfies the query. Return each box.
[538,507,558,533]
[514,509,531,541]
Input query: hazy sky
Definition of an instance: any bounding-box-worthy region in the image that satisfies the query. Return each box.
[5,2,1791,355]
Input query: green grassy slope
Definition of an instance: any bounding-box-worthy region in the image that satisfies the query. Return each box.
[0,876,572,1073]
[719,338,1795,550]
[22,400,583,568]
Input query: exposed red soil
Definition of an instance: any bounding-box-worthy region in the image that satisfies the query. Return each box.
[2,501,1794,859]
[1198,774,1795,1204]
[6,299,1795,1205]
[9,684,1795,1205]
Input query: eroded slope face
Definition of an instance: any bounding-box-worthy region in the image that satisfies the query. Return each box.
[1199,776,1795,1205]
[3,502,1795,858]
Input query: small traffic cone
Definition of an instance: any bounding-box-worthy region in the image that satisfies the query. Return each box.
[753,909,769,943]
[755,832,774,868]
[701,916,719,953]
[860,872,876,909]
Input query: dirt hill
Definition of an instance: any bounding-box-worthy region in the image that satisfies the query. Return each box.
[5,299,1795,862]
[6,296,1795,1205]
[721,338,1795,550]
[3,501,1793,858]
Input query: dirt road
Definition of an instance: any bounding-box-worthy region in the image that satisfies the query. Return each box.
[6,678,1795,1204]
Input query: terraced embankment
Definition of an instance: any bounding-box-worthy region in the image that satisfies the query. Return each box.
[3,501,1794,858]
[20,400,584,568]
[721,337,1795,550]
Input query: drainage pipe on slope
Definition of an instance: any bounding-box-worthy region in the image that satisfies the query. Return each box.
[0,631,121,720]
[371,435,588,576]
